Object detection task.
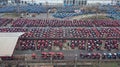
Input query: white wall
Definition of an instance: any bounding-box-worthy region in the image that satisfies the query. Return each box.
[20,0,115,5]
[20,0,63,5]
[87,0,112,5]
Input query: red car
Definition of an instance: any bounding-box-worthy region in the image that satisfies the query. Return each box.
[48,52,56,59]
[70,44,75,49]
[31,53,37,59]
[91,53,97,59]
[41,52,48,59]
[56,52,64,59]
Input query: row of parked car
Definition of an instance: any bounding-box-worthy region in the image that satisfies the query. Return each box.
[40,52,120,60]
[0,18,120,27]
[0,5,48,13]
[41,52,64,60]
[15,39,120,52]
[0,5,80,13]
[0,27,120,38]
[80,52,120,59]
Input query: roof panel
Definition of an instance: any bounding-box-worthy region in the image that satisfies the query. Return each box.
[0,33,24,57]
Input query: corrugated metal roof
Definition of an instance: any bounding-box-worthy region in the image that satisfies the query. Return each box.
[0,32,24,57]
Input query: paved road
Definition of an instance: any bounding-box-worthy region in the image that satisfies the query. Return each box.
[0,14,4,18]
[14,49,120,61]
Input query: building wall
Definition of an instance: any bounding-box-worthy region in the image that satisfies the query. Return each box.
[20,0,63,5]
[63,0,118,6]
[0,0,8,5]
[87,0,112,5]
[64,0,87,6]
[10,0,118,6]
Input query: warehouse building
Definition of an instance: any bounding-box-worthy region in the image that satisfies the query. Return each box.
[64,0,87,6]
[1,0,119,6]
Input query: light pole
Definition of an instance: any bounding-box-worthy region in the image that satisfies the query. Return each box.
[98,53,102,67]
[46,0,49,18]
[16,0,20,16]
[50,56,53,64]
[47,9,50,19]
[25,54,28,67]
[74,54,78,67]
